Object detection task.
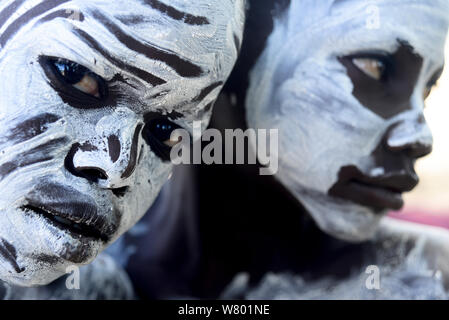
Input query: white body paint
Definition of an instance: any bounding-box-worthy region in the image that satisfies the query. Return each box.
[222,218,449,299]
[0,0,244,287]
[246,0,449,241]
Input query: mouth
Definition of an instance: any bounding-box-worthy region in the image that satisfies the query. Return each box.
[22,183,116,243]
[21,204,109,242]
[339,179,404,211]
[329,167,419,211]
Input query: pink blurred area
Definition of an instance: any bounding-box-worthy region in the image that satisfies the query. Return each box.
[389,210,449,230]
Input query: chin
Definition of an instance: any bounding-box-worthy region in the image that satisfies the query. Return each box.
[0,212,101,287]
[0,204,116,287]
[291,186,387,243]
[4,259,69,288]
[0,166,160,287]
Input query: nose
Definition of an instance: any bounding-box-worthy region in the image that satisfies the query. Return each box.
[65,124,143,188]
[385,114,433,159]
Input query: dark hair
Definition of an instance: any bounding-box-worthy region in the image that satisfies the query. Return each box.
[223,0,291,102]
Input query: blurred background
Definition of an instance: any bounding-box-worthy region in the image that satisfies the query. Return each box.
[390,36,449,228]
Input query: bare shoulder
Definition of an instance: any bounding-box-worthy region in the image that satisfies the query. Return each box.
[377,217,449,251]
[376,217,449,288]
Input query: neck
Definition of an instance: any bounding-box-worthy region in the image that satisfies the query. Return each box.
[190,92,352,297]
[111,164,201,299]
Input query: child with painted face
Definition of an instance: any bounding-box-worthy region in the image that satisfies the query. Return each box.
[151,0,449,299]
[247,0,448,240]
[93,0,449,299]
[221,0,449,298]
[0,0,244,298]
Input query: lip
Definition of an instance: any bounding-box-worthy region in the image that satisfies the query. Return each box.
[21,204,109,242]
[22,183,116,242]
[329,168,419,211]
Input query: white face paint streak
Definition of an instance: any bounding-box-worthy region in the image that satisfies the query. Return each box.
[246,0,449,241]
[0,0,245,286]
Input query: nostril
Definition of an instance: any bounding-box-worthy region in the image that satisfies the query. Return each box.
[74,167,108,183]
[110,186,129,198]
[65,143,109,183]
[387,142,432,159]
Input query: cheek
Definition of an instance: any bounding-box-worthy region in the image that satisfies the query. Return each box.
[273,67,390,192]
[0,61,68,155]
[115,145,172,233]
[0,52,51,110]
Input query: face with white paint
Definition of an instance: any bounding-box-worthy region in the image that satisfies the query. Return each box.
[0,0,244,286]
[246,0,449,242]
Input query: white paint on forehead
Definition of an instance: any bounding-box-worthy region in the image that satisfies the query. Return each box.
[281,0,449,65]
[77,0,242,75]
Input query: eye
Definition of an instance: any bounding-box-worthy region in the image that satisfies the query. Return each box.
[423,68,443,99]
[423,85,433,100]
[142,118,183,161]
[352,57,386,81]
[423,80,438,100]
[147,119,181,147]
[47,58,107,99]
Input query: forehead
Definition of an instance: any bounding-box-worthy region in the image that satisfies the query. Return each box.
[284,0,449,66]
[76,0,240,54]
[337,0,448,60]
[1,0,242,68]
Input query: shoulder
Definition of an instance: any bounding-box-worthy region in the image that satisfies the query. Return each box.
[377,217,449,251]
[376,217,449,289]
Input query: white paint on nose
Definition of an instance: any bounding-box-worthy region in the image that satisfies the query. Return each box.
[72,108,142,188]
[386,94,433,150]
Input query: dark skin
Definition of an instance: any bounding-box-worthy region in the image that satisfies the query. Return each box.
[339,42,425,119]
[123,0,445,298]
[190,13,444,298]
[189,99,384,298]
[330,42,442,212]
[189,44,441,296]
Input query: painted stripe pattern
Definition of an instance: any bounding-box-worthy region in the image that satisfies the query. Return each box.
[0,0,244,89]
